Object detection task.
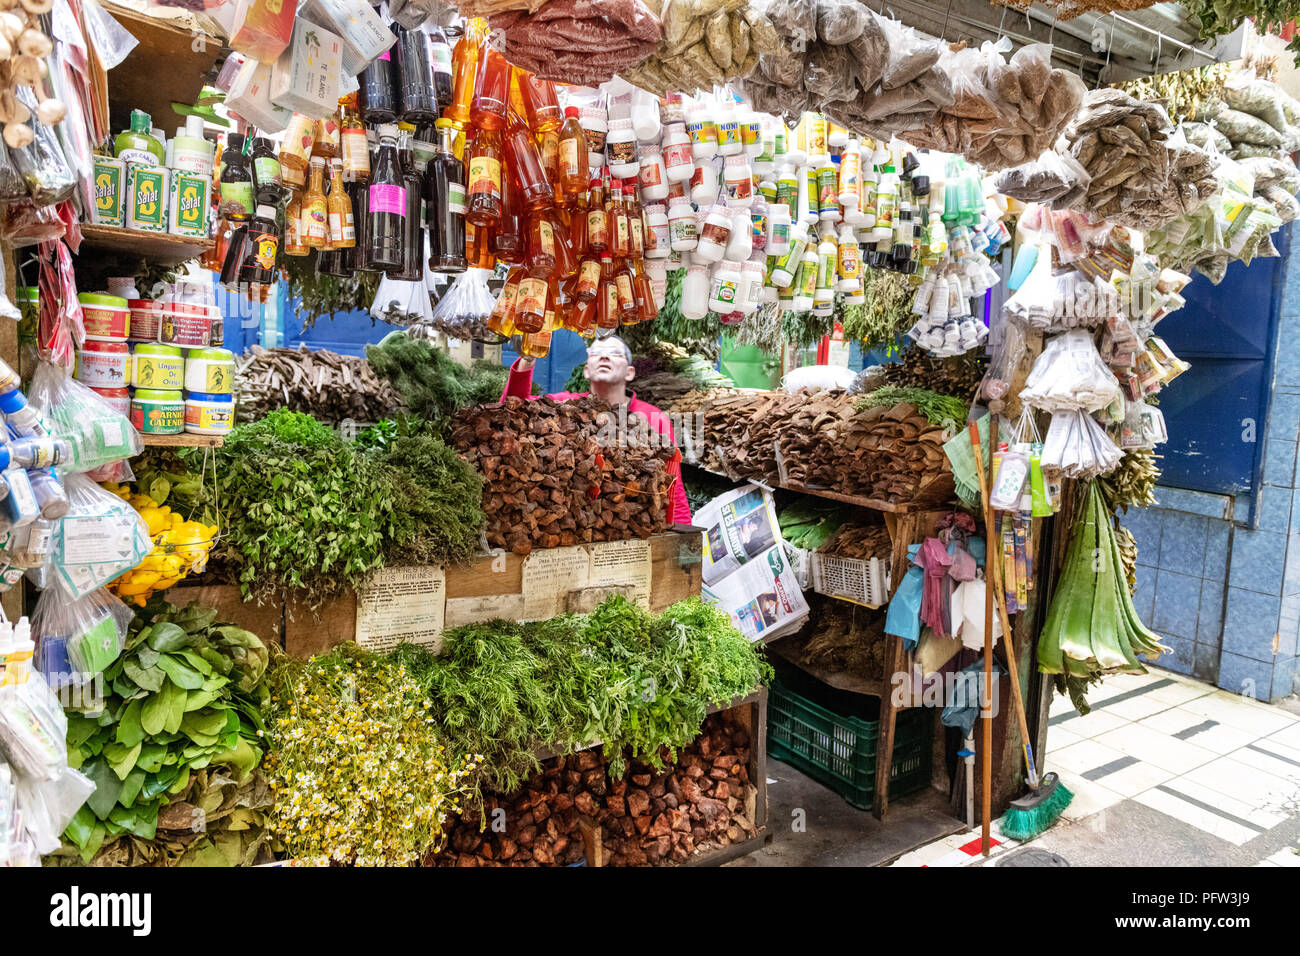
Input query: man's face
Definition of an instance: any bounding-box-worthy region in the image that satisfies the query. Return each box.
[586,340,634,386]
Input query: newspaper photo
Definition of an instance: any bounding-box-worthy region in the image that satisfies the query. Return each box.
[697,484,809,642]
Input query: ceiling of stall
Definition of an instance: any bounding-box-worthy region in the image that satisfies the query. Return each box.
[881,0,1250,85]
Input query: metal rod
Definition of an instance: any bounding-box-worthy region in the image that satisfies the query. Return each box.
[1107,10,1220,62]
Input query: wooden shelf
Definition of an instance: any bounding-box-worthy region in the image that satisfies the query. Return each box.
[682,461,947,515]
[80,225,214,265]
[101,0,225,133]
[141,433,224,448]
[767,638,886,699]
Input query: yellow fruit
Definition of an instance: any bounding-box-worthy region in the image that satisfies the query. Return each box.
[116,574,160,596]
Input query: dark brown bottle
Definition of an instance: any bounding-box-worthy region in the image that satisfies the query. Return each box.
[429,118,467,273]
[392,129,425,280]
[394,24,438,125]
[365,124,406,271]
[237,204,279,285]
[359,52,398,125]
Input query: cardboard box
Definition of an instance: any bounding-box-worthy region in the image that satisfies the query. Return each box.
[228,0,296,63]
[269,19,343,119]
[300,0,395,76]
[226,57,292,132]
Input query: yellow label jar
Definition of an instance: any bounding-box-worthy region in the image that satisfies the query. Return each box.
[132,343,184,390]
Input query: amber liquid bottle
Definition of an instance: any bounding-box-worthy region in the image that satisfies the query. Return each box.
[524,213,556,278]
[327,160,355,249]
[466,126,503,226]
[446,19,486,130]
[302,157,329,249]
[506,124,554,212]
[488,265,523,337]
[494,167,524,265]
[586,178,608,253]
[340,94,371,183]
[557,106,586,199]
[472,47,509,133]
[608,177,630,258]
[513,271,547,334]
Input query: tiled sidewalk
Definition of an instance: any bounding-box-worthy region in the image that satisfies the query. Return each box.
[891,669,1300,866]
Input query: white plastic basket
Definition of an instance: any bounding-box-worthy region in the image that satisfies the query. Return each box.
[812,554,890,608]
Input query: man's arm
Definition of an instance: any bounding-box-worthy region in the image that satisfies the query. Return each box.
[500,356,536,401]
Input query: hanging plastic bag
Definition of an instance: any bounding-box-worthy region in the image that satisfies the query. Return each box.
[9,88,77,206]
[27,362,143,472]
[428,267,497,340]
[15,767,95,856]
[0,670,67,780]
[51,474,152,600]
[0,136,27,204]
[31,586,133,681]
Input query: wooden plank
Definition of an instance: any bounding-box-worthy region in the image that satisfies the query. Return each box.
[165,583,284,649]
[577,816,603,868]
[1,242,19,625]
[142,433,224,448]
[79,225,214,266]
[283,590,358,658]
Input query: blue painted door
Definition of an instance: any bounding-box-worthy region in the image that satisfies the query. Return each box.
[1154,225,1289,495]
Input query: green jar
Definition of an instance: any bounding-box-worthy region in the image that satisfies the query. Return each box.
[132,343,184,390]
[15,287,37,323]
[131,388,184,435]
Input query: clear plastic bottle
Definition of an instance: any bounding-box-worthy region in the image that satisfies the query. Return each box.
[667,196,697,251]
[695,203,732,264]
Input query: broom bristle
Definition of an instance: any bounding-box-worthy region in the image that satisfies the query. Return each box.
[998,782,1073,842]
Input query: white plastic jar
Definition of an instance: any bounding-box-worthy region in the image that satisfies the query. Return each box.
[667,196,698,252]
[725,208,752,261]
[709,261,742,313]
[792,250,819,310]
[581,104,608,171]
[606,118,638,180]
[739,104,762,159]
[716,100,742,156]
[740,259,765,314]
[695,203,732,264]
[645,257,668,309]
[690,156,722,206]
[631,94,661,143]
[769,221,809,287]
[644,203,670,258]
[686,99,718,160]
[637,142,668,201]
[680,260,710,319]
[661,122,694,183]
[723,153,753,208]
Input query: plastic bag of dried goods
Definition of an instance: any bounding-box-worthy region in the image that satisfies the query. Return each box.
[1224,71,1289,133]
[815,0,868,45]
[803,41,857,103]
[878,14,940,90]
[1212,107,1285,148]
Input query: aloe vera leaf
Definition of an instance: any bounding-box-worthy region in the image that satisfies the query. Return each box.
[1085,486,1132,670]
[1037,487,1097,673]
[1059,498,1100,664]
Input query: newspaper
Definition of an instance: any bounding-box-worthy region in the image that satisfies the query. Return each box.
[697,484,809,642]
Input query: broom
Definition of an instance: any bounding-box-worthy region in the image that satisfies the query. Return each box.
[969,418,1072,841]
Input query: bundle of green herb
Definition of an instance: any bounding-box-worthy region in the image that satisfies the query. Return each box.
[61,600,270,862]
[853,387,968,427]
[366,332,518,432]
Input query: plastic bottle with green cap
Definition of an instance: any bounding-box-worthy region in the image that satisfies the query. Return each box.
[115,109,164,167]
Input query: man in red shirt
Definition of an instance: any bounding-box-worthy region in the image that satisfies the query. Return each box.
[500,334,693,524]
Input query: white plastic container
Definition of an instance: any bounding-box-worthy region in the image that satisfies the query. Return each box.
[770,221,810,287]
[667,196,698,251]
[797,164,818,226]
[637,142,668,201]
[645,257,668,309]
[817,161,839,222]
[792,250,819,310]
[680,260,710,319]
[690,156,722,206]
[740,259,765,314]
[836,224,861,292]
[644,203,670,258]
[739,104,763,159]
[716,100,742,156]
[725,208,752,261]
[709,261,742,313]
[723,153,753,208]
[686,98,718,160]
[769,204,791,256]
[837,139,861,207]
[815,237,836,302]
[695,203,732,264]
[662,121,694,183]
[630,91,662,143]
[606,118,638,180]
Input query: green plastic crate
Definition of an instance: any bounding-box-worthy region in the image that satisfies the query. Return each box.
[767,675,932,810]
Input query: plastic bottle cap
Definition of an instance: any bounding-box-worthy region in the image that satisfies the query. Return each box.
[565,106,579,118]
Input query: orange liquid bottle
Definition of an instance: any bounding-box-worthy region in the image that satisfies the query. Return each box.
[586,178,608,253]
[558,106,586,199]
[466,126,503,226]
[488,265,522,336]
[446,19,486,129]
[566,194,588,258]
[302,157,329,248]
[519,73,561,132]
[507,124,554,212]
[575,253,601,302]
[513,271,548,334]
[550,213,578,280]
[597,265,619,330]
[327,159,355,249]
[631,258,657,322]
[524,212,556,278]
[472,47,509,132]
[612,257,637,324]
[608,177,630,258]
[568,294,596,336]
[466,220,496,269]
[494,167,524,264]
[624,182,645,258]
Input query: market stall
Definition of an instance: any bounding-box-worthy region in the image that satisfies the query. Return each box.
[0,0,1297,869]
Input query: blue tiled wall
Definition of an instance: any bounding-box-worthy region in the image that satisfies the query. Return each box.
[1123,240,1300,703]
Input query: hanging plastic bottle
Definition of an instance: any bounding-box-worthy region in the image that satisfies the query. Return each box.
[366,125,406,270]
[662,121,694,183]
[792,249,818,310]
[667,195,697,252]
[838,138,861,208]
[815,232,836,303]
[836,223,860,292]
[769,220,809,287]
[638,141,668,201]
[723,153,753,207]
[725,208,751,261]
[446,19,486,129]
[695,203,732,264]
[680,258,710,319]
[686,96,718,161]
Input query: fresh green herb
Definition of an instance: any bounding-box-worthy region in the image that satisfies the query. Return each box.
[854,387,968,427]
[61,599,270,863]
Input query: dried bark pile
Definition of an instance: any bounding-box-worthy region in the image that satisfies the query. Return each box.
[450,396,675,555]
[234,345,401,424]
[824,520,892,561]
[671,388,954,506]
[429,712,759,867]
